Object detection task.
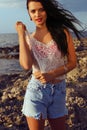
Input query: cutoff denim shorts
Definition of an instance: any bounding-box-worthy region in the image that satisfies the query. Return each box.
[22,75,68,119]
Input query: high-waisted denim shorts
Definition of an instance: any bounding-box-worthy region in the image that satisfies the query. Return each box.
[22,76,68,119]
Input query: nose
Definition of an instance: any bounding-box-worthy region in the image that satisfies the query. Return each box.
[35,11,40,17]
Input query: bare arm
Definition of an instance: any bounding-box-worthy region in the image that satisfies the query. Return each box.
[15,21,33,70]
[52,29,77,78]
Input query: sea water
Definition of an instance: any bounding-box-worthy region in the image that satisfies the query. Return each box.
[0,33,24,75]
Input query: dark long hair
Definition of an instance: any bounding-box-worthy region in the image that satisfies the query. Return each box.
[26,0,82,55]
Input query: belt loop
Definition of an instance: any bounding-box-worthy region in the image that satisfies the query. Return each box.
[43,84,46,88]
[51,84,55,95]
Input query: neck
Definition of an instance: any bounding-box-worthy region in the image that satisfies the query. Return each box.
[36,25,48,33]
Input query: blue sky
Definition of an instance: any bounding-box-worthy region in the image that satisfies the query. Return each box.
[0,0,87,33]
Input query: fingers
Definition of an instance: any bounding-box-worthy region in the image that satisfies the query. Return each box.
[34,71,41,76]
[40,79,47,84]
[33,72,47,83]
[16,21,23,27]
[15,21,26,31]
[34,71,42,79]
[16,21,24,26]
[16,21,23,25]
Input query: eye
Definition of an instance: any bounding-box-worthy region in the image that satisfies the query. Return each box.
[39,8,45,12]
[30,9,35,13]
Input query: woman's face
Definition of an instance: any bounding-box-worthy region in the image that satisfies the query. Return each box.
[28,1,47,27]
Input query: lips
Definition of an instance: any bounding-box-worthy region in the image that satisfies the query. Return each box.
[35,18,42,22]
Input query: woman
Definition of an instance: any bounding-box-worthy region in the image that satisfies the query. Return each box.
[15,0,82,130]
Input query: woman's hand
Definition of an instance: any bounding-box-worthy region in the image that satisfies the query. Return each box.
[33,71,55,84]
[15,21,26,36]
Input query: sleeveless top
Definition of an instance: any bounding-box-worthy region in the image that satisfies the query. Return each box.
[25,31,66,80]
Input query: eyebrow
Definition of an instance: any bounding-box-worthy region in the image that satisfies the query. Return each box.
[29,7,44,11]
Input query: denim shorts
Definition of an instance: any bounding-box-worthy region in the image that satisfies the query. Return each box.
[22,76,68,119]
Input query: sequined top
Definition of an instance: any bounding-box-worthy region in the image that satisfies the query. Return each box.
[25,32,66,80]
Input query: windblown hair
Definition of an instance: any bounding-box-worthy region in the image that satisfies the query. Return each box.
[26,0,82,55]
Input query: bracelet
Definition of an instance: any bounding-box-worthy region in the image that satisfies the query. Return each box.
[64,65,68,73]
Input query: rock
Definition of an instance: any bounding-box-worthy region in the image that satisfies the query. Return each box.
[0,38,87,130]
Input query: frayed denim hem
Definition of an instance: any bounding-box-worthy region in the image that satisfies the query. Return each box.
[22,110,46,120]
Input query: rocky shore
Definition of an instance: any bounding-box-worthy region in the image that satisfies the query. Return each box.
[0,38,87,130]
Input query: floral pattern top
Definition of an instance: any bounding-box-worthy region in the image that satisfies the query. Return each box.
[25,31,66,80]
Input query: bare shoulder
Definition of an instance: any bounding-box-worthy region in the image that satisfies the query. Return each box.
[64,28,73,42]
